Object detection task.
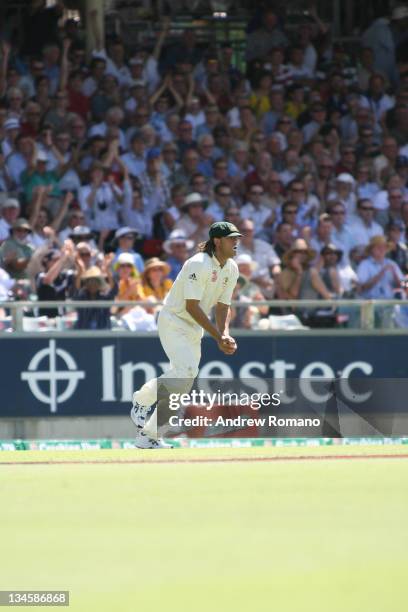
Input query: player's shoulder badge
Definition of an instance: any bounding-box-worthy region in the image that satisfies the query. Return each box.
[211,270,218,282]
[189,273,197,281]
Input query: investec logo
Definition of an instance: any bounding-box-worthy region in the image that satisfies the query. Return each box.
[20,340,374,414]
[21,340,85,413]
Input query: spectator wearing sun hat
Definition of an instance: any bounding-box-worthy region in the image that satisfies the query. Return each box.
[141,257,172,301]
[357,235,404,299]
[0,218,34,280]
[75,265,117,330]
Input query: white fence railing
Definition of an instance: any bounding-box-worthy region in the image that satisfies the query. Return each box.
[0,299,407,332]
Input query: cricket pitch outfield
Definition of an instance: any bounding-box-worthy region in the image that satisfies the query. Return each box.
[1,444,407,612]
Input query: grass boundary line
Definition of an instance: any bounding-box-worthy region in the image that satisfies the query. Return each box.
[1,453,408,466]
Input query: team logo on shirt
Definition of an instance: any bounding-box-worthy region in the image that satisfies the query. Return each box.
[189,273,197,281]
[211,270,218,282]
[223,277,228,286]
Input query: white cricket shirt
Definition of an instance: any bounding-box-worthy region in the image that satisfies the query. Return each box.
[163,252,239,329]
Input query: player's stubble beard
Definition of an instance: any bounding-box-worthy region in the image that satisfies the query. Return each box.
[215,237,239,264]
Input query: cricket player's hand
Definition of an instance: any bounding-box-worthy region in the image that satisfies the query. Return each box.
[218,335,237,355]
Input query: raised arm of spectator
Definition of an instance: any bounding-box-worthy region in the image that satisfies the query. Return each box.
[149,73,171,107]
[167,74,185,110]
[101,137,120,170]
[201,85,217,107]
[185,72,197,108]
[308,3,329,35]
[28,186,47,226]
[89,8,103,52]
[0,40,11,98]
[42,244,72,286]
[59,38,72,91]
[24,139,39,177]
[152,16,171,62]
[51,191,75,233]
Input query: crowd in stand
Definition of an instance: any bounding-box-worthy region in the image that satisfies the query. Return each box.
[0,1,408,330]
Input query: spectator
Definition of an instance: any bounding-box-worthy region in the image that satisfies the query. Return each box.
[237,218,280,297]
[386,222,408,274]
[349,198,384,248]
[0,218,34,281]
[276,238,332,301]
[206,183,234,222]
[318,245,343,297]
[362,7,408,87]
[36,244,76,317]
[174,192,212,245]
[75,264,117,330]
[162,230,193,281]
[328,202,356,262]
[357,235,404,326]
[112,227,144,274]
[328,173,357,215]
[141,258,172,301]
[240,183,274,237]
[113,252,145,317]
[0,197,20,243]
[246,9,289,62]
[78,161,122,250]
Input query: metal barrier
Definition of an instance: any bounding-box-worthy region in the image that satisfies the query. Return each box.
[1,298,408,332]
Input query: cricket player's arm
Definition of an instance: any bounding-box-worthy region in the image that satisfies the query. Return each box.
[185,299,222,341]
[215,302,231,336]
[185,301,235,355]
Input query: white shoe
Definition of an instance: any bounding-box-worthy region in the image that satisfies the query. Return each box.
[134,432,173,449]
[130,399,151,430]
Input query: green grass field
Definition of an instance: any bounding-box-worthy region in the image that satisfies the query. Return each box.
[1,445,408,612]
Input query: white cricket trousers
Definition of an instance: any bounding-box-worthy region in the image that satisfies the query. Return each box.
[133,308,203,408]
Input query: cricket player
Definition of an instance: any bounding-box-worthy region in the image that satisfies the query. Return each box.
[131,221,241,448]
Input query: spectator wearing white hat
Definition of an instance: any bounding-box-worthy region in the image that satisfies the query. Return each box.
[112,227,144,274]
[0,196,20,243]
[1,118,20,158]
[174,192,213,246]
[163,229,194,280]
[328,173,357,215]
[237,218,280,297]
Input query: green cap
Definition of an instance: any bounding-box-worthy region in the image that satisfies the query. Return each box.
[209,221,242,239]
